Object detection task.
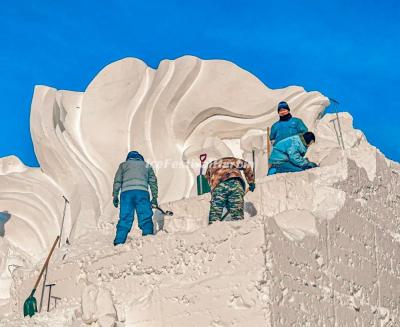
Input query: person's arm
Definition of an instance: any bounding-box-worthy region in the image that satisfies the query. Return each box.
[241,159,255,185]
[270,124,277,144]
[287,142,310,168]
[205,164,211,184]
[112,164,123,198]
[297,119,308,134]
[148,165,158,201]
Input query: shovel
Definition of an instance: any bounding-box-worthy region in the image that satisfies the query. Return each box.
[197,154,211,195]
[23,236,60,317]
[153,205,174,216]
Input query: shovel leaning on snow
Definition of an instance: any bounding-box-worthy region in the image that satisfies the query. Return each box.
[153,205,174,216]
[197,154,211,195]
[23,236,60,317]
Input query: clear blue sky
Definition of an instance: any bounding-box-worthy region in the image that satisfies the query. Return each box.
[1,0,399,166]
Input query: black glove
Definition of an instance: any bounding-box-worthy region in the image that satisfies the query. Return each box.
[249,183,256,192]
[307,162,318,169]
[151,198,158,207]
[113,196,119,208]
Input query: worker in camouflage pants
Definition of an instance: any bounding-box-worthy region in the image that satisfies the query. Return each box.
[205,157,255,223]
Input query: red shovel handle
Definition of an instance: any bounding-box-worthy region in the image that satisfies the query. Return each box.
[199,154,207,164]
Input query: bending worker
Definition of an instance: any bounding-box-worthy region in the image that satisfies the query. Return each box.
[268,132,318,175]
[112,151,158,245]
[270,101,308,145]
[205,157,255,223]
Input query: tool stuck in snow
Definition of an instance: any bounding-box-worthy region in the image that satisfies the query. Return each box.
[59,195,69,247]
[197,153,211,195]
[153,205,174,216]
[23,236,60,317]
[328,97,345,150]
[267,127,272,169]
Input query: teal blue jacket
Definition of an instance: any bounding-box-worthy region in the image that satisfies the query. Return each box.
[113,158,158,199]
[270,117,308,144]
[269,134,311,168]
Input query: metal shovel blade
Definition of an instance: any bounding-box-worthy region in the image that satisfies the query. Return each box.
[23,291,37,317]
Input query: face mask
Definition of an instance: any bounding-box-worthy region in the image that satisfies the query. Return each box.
[279,113,292,121]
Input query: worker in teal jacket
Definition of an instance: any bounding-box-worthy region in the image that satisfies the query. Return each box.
[270,101,308,145]
[112,151,158,245]
[268,132,318,175]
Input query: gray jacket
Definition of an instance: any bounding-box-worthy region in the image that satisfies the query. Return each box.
[112,158,158,199]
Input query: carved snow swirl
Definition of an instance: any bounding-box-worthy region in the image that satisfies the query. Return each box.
[0,57,331,304]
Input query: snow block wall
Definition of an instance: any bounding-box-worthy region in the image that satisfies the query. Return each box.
[264,157,400,326]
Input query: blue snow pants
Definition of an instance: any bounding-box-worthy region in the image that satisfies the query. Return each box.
[267,162,305,175]
[114,190,154,245]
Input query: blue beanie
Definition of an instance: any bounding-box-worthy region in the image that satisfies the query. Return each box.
[126,151,144,161]
[277,101,290,112]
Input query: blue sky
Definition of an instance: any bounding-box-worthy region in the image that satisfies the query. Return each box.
[1,0,399,166]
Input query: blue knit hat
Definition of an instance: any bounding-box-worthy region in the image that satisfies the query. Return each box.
[126,151,144,161]
[277,101,290,112]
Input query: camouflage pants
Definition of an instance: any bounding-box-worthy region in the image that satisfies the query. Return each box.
[209,179,245,223]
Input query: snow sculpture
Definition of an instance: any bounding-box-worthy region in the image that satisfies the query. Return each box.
[0,55,337,308]
[1,57,399,325]
[1,56,329,243]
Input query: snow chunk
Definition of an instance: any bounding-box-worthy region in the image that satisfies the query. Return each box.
[273,209,318,241]
[82,284,117,326]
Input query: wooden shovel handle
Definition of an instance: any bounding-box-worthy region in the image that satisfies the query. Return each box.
[267,127,271,159]
[33,236,60,291]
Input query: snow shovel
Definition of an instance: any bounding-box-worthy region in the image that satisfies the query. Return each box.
[23,236,60,317]
[197,154,211,195]
[153,205,174,216]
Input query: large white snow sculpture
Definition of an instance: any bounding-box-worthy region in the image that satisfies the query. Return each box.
[29,55,329,240]
[1,56,400,325]
[0,56,330,307]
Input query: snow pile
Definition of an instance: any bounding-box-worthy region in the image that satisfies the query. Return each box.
[3,149,400,326]
[81,285,117,327]
[0,56,399,325]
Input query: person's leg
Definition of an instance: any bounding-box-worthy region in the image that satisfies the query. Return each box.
[208,182,229,224]
[226,180,245,220]
[114,191,135,245]
[267,167,277,175]
[275,161,304,174]
[134,190,154,236]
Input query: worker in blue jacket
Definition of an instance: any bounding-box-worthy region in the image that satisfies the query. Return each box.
[270,101,308,145]
[268,132,318,175]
